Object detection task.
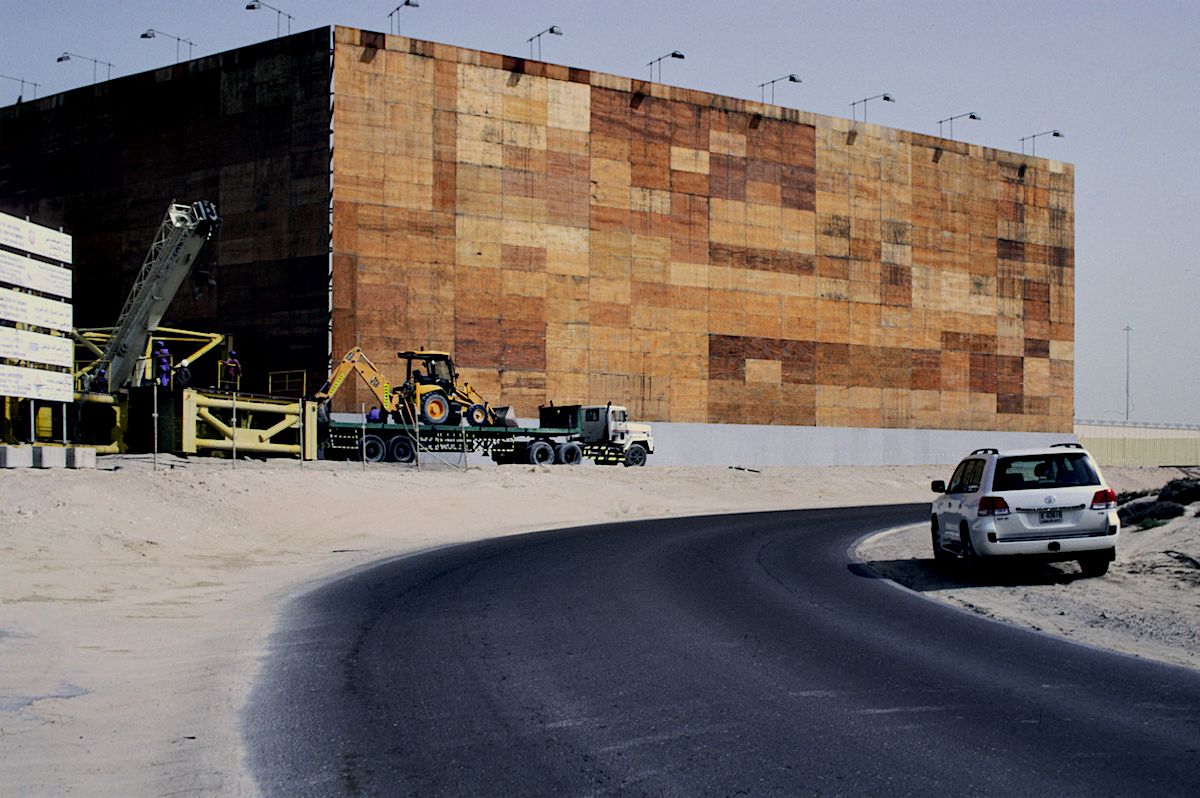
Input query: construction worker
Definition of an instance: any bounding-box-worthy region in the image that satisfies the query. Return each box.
[220,351,242,390]
[155,342,172,387]
[91,368,108,393]
[174,359,192,389]
[367,406,382,423]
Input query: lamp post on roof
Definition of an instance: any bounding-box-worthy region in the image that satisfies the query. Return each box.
[0,74,40,102]
[850,93,894,123]
[527,26,563,60]
[1020,129,1064,156]
[245,1,294,38]
[388,0,418,36]
[937,112,980,141]
[758,74,800,104]
[647,50,684,82]
[56,52,114,84]
[140,29,196,63]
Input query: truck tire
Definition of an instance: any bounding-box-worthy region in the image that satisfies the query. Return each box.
[527,440,554,465]
[623,444,648,467]
[361,434,386,463]
[466,403,489,426]
[387,435,415,463]
[420,392,450,425]
[554,441,583,465]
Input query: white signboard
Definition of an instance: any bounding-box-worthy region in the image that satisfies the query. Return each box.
[0,326,73,368]
[0,286,72,332]
[0,363,73,402]
[0,210,72,264]
[0,210,74,402]
[0,250,72,299]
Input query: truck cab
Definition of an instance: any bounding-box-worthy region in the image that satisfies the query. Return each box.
[581,404,654,465]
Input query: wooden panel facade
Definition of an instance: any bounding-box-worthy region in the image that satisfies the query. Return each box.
[330,27,1074,431]
[0,29,333,395]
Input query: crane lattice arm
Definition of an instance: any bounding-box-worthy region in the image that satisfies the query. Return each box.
[100,201,221,389]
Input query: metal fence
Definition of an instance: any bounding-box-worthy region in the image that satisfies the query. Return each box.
[1075,419,1200,467]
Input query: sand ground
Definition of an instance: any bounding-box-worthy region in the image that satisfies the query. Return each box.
[1,457,1194,797]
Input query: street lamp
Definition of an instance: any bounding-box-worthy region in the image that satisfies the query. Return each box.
[141,29,196,63]
[850,93,894,123]
[1020,129,1063,156]
[758,73,800,104]
[937,112,980,140]
[647,50,684,82]
[245,1,294,38]
[56,52,114,84]
[1123,325,1134,422]
[0,73,40,102]
[388,0,419,36]
[527,25,563,60]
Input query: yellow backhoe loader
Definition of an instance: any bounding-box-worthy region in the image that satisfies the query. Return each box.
[397,350,514,427]
[314,347,514,427]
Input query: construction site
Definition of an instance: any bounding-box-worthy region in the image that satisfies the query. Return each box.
[0,25,1076,466]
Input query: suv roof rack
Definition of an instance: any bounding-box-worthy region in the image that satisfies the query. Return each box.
[969,448,999,455]
[1051,442,1084,449]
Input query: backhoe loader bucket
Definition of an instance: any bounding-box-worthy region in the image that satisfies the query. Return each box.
[492,406,519,428]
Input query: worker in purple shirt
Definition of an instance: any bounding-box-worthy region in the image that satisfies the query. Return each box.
[155,342,171,387]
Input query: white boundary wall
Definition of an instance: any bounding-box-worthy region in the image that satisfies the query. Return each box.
[648,423,1075,467]
[331,412,1074,468]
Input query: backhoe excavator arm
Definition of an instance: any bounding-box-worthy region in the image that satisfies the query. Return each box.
[314,346,398,412]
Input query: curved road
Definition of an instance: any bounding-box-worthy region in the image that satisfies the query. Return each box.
[245,505,1200,797]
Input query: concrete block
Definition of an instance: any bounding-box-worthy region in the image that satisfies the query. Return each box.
[66,447,97,469]
[0,445,32,468]
[32,446,67,469]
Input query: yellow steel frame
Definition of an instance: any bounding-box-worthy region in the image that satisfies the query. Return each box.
[182,389,317,459]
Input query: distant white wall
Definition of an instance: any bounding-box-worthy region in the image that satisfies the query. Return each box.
[647,423,1076,467]
[332,412,1076,468]
[1075,419,1200,467]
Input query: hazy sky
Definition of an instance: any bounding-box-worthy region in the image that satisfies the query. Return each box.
[2,1,1196,425]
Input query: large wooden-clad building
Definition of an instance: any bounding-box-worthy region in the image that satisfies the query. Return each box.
[0,26,1075,461]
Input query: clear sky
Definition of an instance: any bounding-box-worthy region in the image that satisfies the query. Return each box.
[2,1,1196,425]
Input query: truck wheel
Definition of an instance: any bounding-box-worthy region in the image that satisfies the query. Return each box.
[361,434,386,463]
[527,440,554,465]
[623,444,648,467]
[388,435,415,463]
[420,392,450,425]
[554,441,583,465]
[466,403,489,426]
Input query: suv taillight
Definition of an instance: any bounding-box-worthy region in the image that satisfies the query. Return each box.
[1091,489,1117,510]
[978,496,1010,516]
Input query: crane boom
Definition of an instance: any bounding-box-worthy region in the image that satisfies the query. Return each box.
[101,201,221,389]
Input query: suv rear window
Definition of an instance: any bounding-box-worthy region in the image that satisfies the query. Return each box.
[991,453,1101,491]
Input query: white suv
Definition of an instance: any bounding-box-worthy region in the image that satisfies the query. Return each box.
[930,444,1120,576]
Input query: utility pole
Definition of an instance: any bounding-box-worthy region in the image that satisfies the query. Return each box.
[1123,325,1133,422]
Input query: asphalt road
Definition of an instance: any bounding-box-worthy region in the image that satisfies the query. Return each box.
[244,505,1200,797]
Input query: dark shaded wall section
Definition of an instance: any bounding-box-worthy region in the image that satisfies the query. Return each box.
[0,28,331,394]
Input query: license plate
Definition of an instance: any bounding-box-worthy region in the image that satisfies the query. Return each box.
[1039,509,1063,524]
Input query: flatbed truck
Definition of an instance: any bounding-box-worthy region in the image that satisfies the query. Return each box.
[321,402,654,466]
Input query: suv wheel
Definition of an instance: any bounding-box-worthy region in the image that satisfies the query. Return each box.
[959,523,979,570]
[931,518,953,565]
[1078,552,1111,578]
